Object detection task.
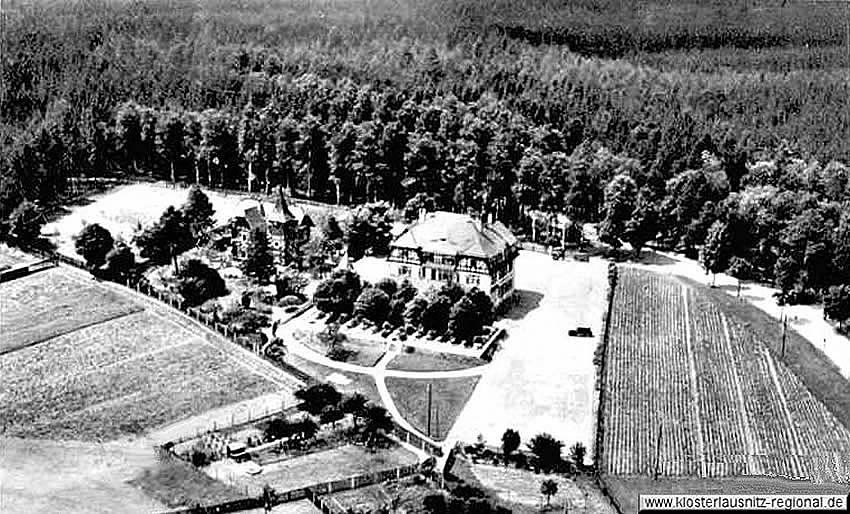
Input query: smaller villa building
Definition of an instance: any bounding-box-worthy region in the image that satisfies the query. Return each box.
[387,211,518,309]
[228,188,313,265]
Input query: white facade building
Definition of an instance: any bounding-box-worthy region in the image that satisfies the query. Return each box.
[387,211,518,309]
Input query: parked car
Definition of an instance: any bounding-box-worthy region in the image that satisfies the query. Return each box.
[551,248,565,260]
[568,327,593,337]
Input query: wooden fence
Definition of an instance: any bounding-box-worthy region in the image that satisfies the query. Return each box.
[0,257,56,283]
[157,460,425,514]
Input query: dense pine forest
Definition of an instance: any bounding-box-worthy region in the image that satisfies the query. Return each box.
[2,0,850,315]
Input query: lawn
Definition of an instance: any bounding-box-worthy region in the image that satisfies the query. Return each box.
[472,464,615,514]
[298,329,387,368]
[385,376,481,441]
[387,347,486,372]
[0,267,143,354]
[211,444,418,493]
[328,475,441,513]
[0,310,280,440]
[130,456,248,508]
[281,352,383,406]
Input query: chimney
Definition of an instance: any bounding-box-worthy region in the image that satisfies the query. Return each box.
[487,212,494,225]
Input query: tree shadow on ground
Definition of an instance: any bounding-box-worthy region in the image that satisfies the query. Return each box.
[502,290,543,321]
[633,249,678,266]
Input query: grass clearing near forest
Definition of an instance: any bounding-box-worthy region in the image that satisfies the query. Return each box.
[385,376,481,441]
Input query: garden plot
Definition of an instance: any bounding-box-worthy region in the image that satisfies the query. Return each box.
[0,267,142,353]
[207,444,418,493]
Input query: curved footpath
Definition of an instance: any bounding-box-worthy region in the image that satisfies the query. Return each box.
[275,323,490,462]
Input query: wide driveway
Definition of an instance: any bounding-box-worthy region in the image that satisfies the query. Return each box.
[447,251,608,457]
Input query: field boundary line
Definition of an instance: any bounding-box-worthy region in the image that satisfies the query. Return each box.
[58,262,304,390]
[719,312,761,475]
[763,347,805,478]
[681,285,707,478]
[74,338,196,380]
[0,307,144,356]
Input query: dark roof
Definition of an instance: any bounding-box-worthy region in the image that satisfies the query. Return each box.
[244,206,267,232]
[391,211,517,259]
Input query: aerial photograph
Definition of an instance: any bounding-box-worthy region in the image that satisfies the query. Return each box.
[1,0,849,512]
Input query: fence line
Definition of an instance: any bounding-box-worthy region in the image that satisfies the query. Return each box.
[157,460,426,514]
[0,257,56,283]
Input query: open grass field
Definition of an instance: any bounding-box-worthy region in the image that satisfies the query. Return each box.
[472,464,615,514]
[600,267,850,481]
[130,455,248,509]
[0,437,166,514]
[603,475,850,514]
[0,267,143,354]
[387,348,486,372]
[208,444,418,493]
[385,376,481,441]
[0,267,289,441]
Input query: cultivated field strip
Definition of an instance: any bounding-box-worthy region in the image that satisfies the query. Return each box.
[0,267,142,353]
[0,266,291,441]
[601,267,850,481]
[0,340,278,440]
[603,270,698,476]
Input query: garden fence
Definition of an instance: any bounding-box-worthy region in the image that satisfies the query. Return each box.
[156,460,425,514]
[0,257,56,282]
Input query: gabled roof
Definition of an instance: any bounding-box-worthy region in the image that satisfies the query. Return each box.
[391,211,517,259]
[244,206,267,232]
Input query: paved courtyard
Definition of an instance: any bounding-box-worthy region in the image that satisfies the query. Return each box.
[447,251,608,457]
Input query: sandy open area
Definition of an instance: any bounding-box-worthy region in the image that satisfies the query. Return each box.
[0,437,164,514]
[448,251,608,455]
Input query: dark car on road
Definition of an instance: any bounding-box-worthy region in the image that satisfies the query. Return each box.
[568,327,593,337]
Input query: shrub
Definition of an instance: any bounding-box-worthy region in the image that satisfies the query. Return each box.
[404,345,415,353]
[177,259,228,307]
[353,287,391,324]
[280,295,303,306]
[381,329,392,338]
[399,333,408,341]
[406,325,416,335]
[382,321,392,330]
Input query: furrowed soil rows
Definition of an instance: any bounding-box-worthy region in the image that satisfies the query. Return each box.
[601,267,850,480]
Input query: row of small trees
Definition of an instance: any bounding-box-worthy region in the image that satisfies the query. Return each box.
[313,270,495,341]
[292,383,394,448]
